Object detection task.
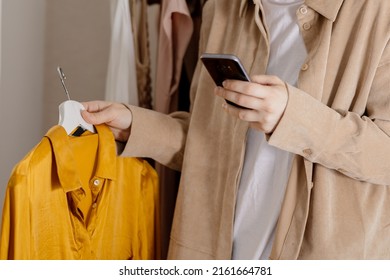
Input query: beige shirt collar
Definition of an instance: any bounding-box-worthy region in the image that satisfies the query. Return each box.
[240,0,344,22]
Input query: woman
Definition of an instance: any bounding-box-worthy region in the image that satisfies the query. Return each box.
[82,0,390,259]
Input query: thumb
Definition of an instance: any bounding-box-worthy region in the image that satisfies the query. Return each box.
[81,110,108,125]
[251,75,283,86]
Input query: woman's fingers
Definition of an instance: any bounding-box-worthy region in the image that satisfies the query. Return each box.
[215,75,288,133]
[81,101,133,142]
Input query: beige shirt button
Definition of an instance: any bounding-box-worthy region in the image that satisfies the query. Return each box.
[92,203,97,209]
[93,179,100,186]
[301,63,309,71]
[299,6,308,14]
[303,148,313,156]
[303,22,311,30]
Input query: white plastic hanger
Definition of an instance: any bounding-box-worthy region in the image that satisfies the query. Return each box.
[57,67,95,135]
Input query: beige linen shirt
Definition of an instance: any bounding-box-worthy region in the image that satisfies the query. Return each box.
[123,0,390,259]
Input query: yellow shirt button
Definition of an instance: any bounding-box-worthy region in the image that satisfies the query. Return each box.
[93,179,100,186]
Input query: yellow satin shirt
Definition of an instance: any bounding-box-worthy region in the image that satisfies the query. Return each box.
[0,125,160,260]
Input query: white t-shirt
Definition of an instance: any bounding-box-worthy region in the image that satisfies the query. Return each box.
[232,0,307,260]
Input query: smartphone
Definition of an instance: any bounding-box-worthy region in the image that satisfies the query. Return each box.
[200,53,251,109]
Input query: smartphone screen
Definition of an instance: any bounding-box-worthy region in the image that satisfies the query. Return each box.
[200,53,250,108]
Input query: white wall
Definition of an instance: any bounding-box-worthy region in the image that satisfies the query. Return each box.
[0,0,46,216]
[0,0,2,85]
[0,0,110,218]
[42,0,110,130]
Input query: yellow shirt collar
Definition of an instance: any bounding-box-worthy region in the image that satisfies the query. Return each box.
[44,124,117,193]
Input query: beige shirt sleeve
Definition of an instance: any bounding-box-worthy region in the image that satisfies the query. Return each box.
[269,62,390,186]
[121,105,190,171]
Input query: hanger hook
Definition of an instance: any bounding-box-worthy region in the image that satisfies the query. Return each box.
[57,66,71,100]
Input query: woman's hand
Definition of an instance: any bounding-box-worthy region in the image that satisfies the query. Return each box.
[81,101,133,142]
[214,75,288,133]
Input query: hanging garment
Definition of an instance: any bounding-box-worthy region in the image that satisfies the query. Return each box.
[105,0,139,105]
[0,125,160,260]
[130,0,153,109]
[147,0,193,259]
[182,0,206,87]
[154,0,193,113]
[152,0,193,259]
